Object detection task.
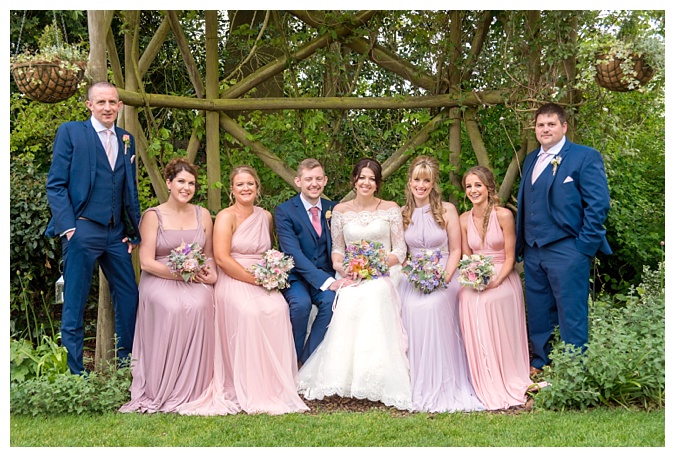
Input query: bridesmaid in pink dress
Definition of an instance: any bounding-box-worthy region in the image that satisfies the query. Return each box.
[120,158,217,413]
[179,165,308,416]
[458,166,545,410]
[399,156,484,413]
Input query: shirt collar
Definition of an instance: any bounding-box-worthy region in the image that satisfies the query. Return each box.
[299,193,322,212]
[538,136,566,156]
[90,117,115,136]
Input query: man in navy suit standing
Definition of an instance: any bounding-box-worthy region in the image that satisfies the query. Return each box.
[275,158,353,366]
[516,102,611,376]
[46,82,141,375]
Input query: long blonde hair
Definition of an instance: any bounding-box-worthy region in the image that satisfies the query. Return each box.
[462,165,500,244]
[402,155,445,230]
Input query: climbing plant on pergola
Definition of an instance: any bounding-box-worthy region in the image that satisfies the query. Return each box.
[52,10,596,366]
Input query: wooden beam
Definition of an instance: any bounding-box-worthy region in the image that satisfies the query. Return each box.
[167,10,205,99]
[289,10,438,91]
[117,88,514,111]
[220,10,378,100]
[205,11,221,211]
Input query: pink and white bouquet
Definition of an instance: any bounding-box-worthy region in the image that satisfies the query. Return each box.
[343,240,390,281]
[458,253,496,291]
[167,242,209,282]
[402,248,448,294]
[247,249,294,291]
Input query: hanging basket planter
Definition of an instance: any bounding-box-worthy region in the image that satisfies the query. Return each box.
[11,60,86,103]
[594,53,654,92]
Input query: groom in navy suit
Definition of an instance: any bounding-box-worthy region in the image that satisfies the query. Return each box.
[275,158,353,366]
[516,102,611,374]
[46,82,142,374]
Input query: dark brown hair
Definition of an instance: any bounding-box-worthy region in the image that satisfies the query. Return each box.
[164,157,199,183]
[535,102,567,125]
[350,158,383,192]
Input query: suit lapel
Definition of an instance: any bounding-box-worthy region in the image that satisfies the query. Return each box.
[293,195,319,241]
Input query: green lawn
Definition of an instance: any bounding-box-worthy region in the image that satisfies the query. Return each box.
[10,407,665,447]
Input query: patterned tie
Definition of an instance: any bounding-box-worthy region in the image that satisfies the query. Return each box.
[104,129,115,169]
[309,206,322,237]
[531,151,554,184]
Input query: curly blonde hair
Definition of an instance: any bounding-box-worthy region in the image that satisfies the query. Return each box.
[402,155,445,230]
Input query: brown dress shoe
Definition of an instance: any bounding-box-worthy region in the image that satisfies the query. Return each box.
[530,366,542,377]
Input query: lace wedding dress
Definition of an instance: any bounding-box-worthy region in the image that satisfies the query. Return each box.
[297,207,413,411]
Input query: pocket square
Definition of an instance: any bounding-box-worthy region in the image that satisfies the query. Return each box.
[563,176,573,183]
[130,155,136,164]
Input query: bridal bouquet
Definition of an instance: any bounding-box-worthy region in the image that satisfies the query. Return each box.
[247,249,294,291]
[343,240,390,280]
[458,253,496,291]
[167,242,209,282]
[402,248,448,294]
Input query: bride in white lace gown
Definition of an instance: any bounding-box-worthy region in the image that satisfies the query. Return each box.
[297,159,413,411]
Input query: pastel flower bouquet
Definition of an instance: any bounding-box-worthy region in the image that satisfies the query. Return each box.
[247,249,294,291]
[402,248,448,294]
[167,242,209,282]
[458,253,496,291]
[343,240,390,281]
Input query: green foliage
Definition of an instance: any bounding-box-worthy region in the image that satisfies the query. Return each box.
[10,362,133,416]
[11,23,88,73]
[10,335,69,384]
[535,262,665,411]
[10,155,61,329]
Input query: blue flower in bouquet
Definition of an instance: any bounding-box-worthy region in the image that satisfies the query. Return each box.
[167,242,209,282]
[458,254,495,291]
[343,240,390,280]
[402,248,448,294]
[247,249,294,291]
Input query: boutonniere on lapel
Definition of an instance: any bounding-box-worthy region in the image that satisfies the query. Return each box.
[551,156,562,176]
[325,208,332,228]
[122,134,131,155]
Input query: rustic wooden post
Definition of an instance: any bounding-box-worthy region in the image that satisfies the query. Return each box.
[205,11,221,211]
[88,10,116,370]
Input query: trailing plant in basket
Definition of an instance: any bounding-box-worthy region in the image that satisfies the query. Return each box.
[11,24,88,73]
[10,24,88,103]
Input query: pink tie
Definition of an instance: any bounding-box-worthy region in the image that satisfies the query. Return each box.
[531,152,552,184]
[104,129,115,169]
[309,207,322,237]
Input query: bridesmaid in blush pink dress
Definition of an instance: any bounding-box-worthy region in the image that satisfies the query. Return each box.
[179,165,308,416]
[458,166,546,411]
[399,156,484,413]
[120,158,217,414]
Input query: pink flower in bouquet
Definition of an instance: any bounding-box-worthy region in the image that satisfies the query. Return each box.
[167,242,209,282]
[458,254,495,291]
[247,249,294,291]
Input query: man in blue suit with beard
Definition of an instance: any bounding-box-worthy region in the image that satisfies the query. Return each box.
[275,158,353,367]
[516,102,611,376]
[46,82,141,375]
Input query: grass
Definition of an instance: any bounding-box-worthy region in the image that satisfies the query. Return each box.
[10,406,665,447]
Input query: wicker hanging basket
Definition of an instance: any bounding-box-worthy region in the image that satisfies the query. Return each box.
[594,53,654,92]
[11,60,86,103]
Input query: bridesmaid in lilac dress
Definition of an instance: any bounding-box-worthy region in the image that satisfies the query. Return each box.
[398,156,484,413]
[179,165,308,416]
[458,166,546,410]
[120,158,217,413]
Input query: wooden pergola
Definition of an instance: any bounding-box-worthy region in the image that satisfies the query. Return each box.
[86,10,579,367]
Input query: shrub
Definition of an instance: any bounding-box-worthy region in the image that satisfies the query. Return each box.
[10,361,132,416]
[10,334,69,385]
[535,262,665,411]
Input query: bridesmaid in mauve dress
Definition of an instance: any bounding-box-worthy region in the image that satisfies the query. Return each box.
[120,158,217,414]
[178,165,308,416]
[398,156,484,413]
[458,166,546,411]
